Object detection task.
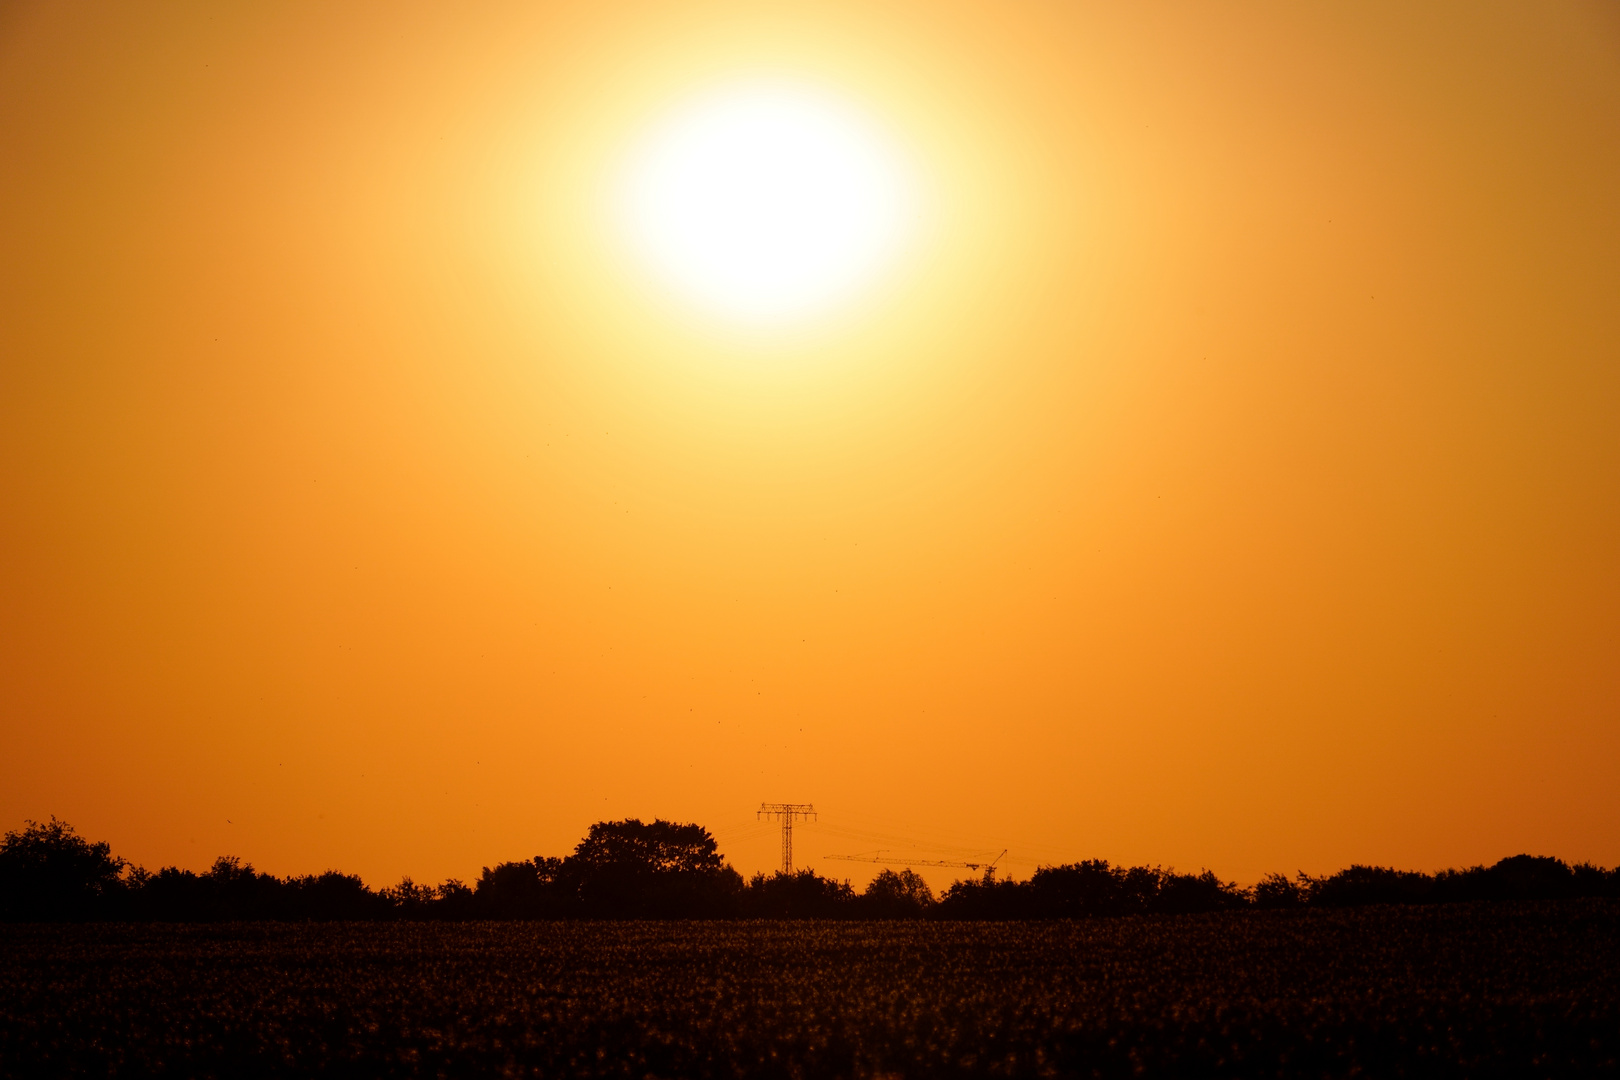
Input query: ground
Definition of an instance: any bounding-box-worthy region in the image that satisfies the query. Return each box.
[3,902,1617,1078]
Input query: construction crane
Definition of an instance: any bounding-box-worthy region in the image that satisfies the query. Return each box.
[823,849,1008,880]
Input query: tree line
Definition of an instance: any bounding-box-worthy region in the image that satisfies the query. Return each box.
[2,816,1615,922]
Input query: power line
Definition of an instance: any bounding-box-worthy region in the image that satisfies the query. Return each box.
[823,849,1009,879]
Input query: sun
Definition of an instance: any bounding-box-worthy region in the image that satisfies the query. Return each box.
[614,80,919,327]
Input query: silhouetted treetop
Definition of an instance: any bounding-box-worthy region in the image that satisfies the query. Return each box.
[0,817,126,921]
[939,860,1252,919]
[473,857,567,919]
[558,818,743,918]
[744,869,856,918]
[3,818,1617,922]
[860,868,935,918]
[567,819,724,877]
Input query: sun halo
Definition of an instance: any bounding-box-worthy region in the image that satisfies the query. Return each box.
[613,80,920,330]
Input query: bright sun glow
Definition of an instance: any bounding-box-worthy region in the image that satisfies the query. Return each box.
[615,81,918,327]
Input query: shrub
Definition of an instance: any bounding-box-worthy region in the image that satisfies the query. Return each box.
[857,868,935,918]
[0,818,127,921]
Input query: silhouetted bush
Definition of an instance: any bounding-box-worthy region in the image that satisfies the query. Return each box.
[743,869,856,918]
[1572,861,1620,898]
[1252,872,1306,909]
[471,857,569,919]
[1305,864,1436,907]
[934,862,1246,920]
[117,858,394,921]
[5,817,1619,922]
[935,873,1034,920]
[1027,860,1131,917]
[1432,854,1578,903]
[432,879,476,920]
[1277,855,1620,909]
[563,819,745,918]
[0,819,127,921]
[283,872,393,920]
[1155,869,1249,914]
[852,868,935,918]
[378,876,443,918]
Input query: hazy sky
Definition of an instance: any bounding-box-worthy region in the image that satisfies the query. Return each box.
[3,1,1617,890]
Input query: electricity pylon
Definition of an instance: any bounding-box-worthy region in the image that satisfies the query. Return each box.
[758,803,816,874]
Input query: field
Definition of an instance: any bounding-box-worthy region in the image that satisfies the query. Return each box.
[3,902,1617,1078]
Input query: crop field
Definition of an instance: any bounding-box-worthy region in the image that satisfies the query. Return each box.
[2,901,1617,1078]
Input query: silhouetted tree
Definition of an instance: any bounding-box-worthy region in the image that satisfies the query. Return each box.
[858,868,935,918]
[381,876,440,918]
[1305,864,1433,907]
[433,878,476,920]
[203,856,284,918]
[1030,860,1144,917]
[562,819,744,918]
[129,857,280,920]
[941,863,1243,919]
[284,871,392,919]
[1252,872,1306,909]
[1572,861,1620,898]
[473,857,568,918]
[1154,869,1248,914]
[1437,854,1578,902]
[935,873,1034,919]
[9,817,1620,923]
[743,869,855,918]
[0,817,127,920]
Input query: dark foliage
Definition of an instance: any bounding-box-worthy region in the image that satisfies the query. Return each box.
[115,857,396,922]
[1436,853,1587,901]
[4,817,1618,922]
[856,867,935,918]
[743,868,857,918]
[1300,855,1620,909]
[564,818,744,918]
[1306,863,1436,907]
[3,904,1616,1078]
[936,860,1249,919]
[1252,871,1305,909]
[0,819,126,921]
[457,820,750,919]
[470,857,569,919]
[937,857,1620,921]
[926,873,1034,919]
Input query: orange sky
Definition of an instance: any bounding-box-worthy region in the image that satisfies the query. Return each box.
[2,1,1618,892]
